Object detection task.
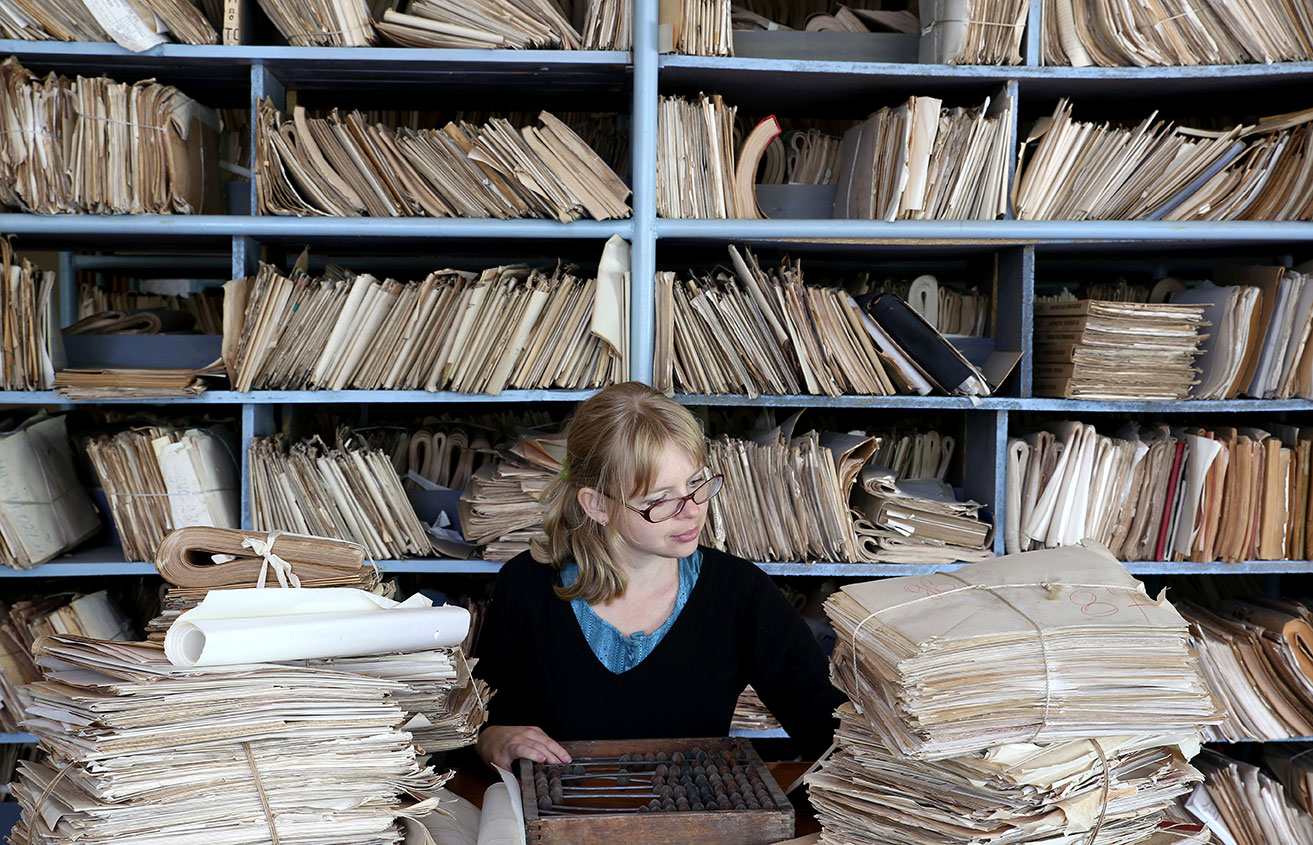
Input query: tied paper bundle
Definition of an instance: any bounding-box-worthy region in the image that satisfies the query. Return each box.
[248,432,435,560]
[0,239,59,390]
[0,413,101,569]
[0,0,216,49]
[702,414,876,563]
[257,101,630,222]
[8,634,451,845]
[808,703,1207,845]
[224,236,630,394]
[458,430,564,561]
[0,58,220,215]
[144,526,382,640]
[851,465,994,564]
[826,542,1223,760]
[0,592,132,732]
[1033,299,1208,401]
[84,425,240,563]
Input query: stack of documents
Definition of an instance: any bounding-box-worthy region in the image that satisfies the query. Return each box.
[920,0,1029,64]
[702,413,875,563]
[852,465,994,564]
[1033,299,1208,400]
[832,94,1013,221]
[458,430,563,560]
[1267,743,1313,818]
[653,246,900,397]
[9,633,451,844]
[656,94,741,218]
[731,685,782,733]
[660,0,731,55]
[1007,420,1311,563]
[84,426,239,562]
[826,543,1222,758]
[225,237,630,393]
[1042,0,1313,66]
[582,0,630,49]
[145,525,382,639]
[0,0,216,49]
[812,543,1222,845]
[0,58,220,215]
[249,433,435,560]
[0,241,57,390]
[257,101,630,221]
[0,413,100,569]
[862,273,990,337]
[53,368,210,399]
[77,283,222,335]
[0,592,132,731]
[1189,750,1313,844]
[376,0,582,48]
[757,129,842,186]
[868,425,956,481]
[1015,100,1313,221]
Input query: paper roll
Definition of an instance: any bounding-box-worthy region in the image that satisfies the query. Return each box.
[478,783,525,845]
[164,587,470,667]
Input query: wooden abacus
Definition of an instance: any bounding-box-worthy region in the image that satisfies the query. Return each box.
[517,737,794,844]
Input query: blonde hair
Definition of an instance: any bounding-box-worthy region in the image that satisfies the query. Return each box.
[533,382,707,604]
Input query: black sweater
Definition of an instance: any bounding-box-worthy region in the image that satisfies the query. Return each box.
[475,547,847,758]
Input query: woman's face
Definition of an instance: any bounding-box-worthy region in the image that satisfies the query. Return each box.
[611,442,708,567]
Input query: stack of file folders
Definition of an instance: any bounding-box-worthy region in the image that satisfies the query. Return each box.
[0,241,57,390]
[458,430,564,561]
[810,542,1224,845]
[852,465,993,564]
[1191,750,1313,844]
[0,413,100,569]
[1033,299,1208,400]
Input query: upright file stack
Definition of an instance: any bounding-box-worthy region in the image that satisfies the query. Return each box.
[810,542,1222,844]
[9,635,450,844]
[0,413,101,569]
[457,430,563,560]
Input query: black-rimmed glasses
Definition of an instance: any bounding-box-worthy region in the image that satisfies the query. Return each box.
[625,474,725,524]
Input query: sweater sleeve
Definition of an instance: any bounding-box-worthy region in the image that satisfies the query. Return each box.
[743,563,848,759]
[473,557,536,728]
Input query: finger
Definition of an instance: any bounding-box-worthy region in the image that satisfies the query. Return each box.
[515,728,571,764]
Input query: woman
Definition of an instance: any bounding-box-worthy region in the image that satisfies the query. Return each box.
[475,382,847,770]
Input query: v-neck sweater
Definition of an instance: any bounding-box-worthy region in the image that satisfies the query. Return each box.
[475,546,847,758]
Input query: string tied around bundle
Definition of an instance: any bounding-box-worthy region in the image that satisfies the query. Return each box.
[244,529,301,589]
[243,742,282,845]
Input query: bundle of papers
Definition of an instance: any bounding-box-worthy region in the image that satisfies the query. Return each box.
[654,246,899,397]
[1181,599,1313,742]
[257,101,630,221]
[757,129,842,186]
[702,414,875,563]
[656,94,741,218]
[146,525,382,640]
[731,685,782,733]
[0,240,58,390]
[1007,420,1313,563]
[582,0,630,49]
[457,430,563,560]
[84,425,239,562]
[0,0,216,49]
[1267,743,1313,819]
[376,0,581,48]
[919,0,1029,64]
[1033,299,1208,400]
[78,283,222,334]
[8,634,451,845]
[0,592,132,732]
[833,94,1013,221]
[252,0,373,45]
[865,272,990,337]
[868,426,956,481]
[826,543,1223,759]
[808,703,1205,844]
[1189,750,1313,844]
[0,58,220,215]
[225,236,629,393]
[64,308,199,335]
[249,433,435,560]
[1014,99,1313,221]
[0,413,100,569]
[660,0,731,56]
[54,368,209,399]
[852,465,994,564]
[1042,0,1313,66]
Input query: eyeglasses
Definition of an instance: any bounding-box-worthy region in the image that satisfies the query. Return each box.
[625,474,725,524]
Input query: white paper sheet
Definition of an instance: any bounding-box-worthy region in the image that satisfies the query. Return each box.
[165,588,470,667]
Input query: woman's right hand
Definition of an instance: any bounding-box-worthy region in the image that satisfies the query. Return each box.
[476,725,571,771]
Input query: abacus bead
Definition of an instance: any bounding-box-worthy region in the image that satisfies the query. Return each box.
[671,752,684,764]
[537,795,551,811]
[619,753,631,763]
[717,795,732,810]
[675,799,689,811]
[570,764,585,776]
[550,785,563,805]
[733,800,747,810]
[657,752,669,761]
[649,799,661,810]
[643,752,656,763]
[746,798,760,810]
[616,773,630,787]
[655,764,668,778]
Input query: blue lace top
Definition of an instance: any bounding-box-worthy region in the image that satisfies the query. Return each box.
[560,550,703,674]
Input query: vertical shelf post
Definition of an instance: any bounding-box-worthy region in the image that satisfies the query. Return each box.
[240,403,275,530]
[630,0,659,384]
[965,409,1009,556]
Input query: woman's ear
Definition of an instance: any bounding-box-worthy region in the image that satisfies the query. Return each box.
[577,487,610,527]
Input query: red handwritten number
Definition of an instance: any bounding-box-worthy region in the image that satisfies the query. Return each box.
[1125,599,1157,625]
[1070,590,1119,618]
[905,578,949,599]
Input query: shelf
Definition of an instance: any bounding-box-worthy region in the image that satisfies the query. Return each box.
[676,395,1313,413]
[655,219,1313,247]
[0,389,599,406]
[0,733,35,744]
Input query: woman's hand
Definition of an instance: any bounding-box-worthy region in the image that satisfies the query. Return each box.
[476,725,571,771]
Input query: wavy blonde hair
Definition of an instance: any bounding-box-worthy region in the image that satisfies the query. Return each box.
[532,382,707,604]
